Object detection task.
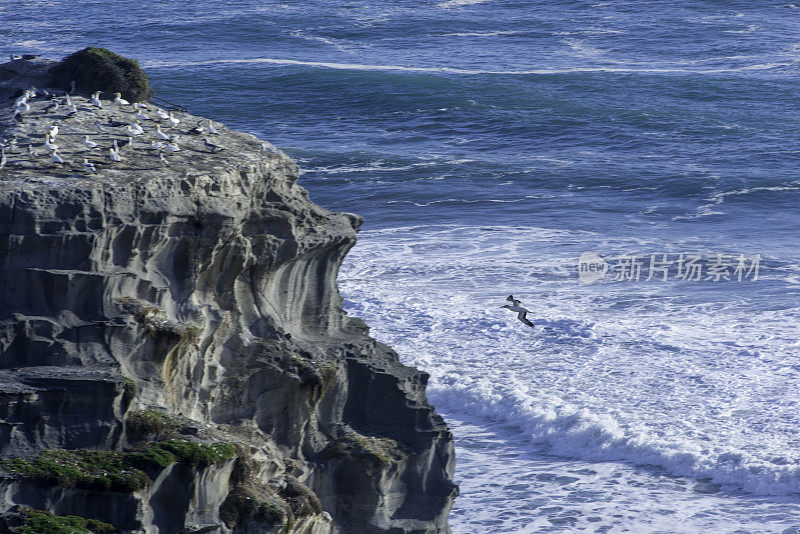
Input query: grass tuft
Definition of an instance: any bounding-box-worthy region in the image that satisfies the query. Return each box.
[50,47,153,102]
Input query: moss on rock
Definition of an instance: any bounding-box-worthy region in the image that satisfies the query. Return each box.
[50,47,153,102]
[14,507,117,533]
[1,440,236,493]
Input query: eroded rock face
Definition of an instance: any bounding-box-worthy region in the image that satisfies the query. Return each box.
[0,58,457,533]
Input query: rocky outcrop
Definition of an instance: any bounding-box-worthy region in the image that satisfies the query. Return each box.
[0,58,457,533]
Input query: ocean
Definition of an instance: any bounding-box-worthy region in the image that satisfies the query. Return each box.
[4,0,800,531]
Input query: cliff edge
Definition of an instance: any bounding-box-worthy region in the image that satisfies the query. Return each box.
[0,58,457,533]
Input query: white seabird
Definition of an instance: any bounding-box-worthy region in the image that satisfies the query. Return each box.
[91,91,103,107]
[109,148,121,162]
[0,148,6,169]
[168,111,180,125]
[159,152,168,166]
[156,107,170,120]
[44,134,59,151]
[83,159,97,173]
[165,142,181,152]
[48,123,59,138]
[155,125,171,141]
[84,136,98,149]
[207,120,218,134]
[126,121,144,136]
[51,149,65,164]
[113,92,130,106]
[501,295,535,328]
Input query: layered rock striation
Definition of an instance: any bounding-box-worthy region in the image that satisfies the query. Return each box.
[0,58,457,533]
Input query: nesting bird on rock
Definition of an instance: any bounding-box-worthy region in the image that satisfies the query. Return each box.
[91,91,103,107]
[155,125,171,141]
[44,134,59,151]
[0,147,6,169]
[83,159,97,173]
[84,136,98,149]
[207,120,218,135]
[113,92,130,106]
[51,149,65,165]
[109,148,121,162]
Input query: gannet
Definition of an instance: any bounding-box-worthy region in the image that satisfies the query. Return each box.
[126,121,144,136]
[0,148,6,169]
[189,120,204,135]
[156,107,170,120]
[501,295,535,328]
[15,101,30,113]
[168,111,180,125]
[113,92,130,106]
[109,148,121,162]
[165,143,181,152]
[83,159,96,173]
[14,94,27,107]
[84,136,98,149]
[204,138,223,152]
[112,140,119,152]
[133,104,149,121]
[207,120,218,134]
[44,134,59,151]
[155,125,171,140]
[91,91,103,107]
[65,94,72,106]
[159,152,168,166]
[150,140,166,150]
[51,149,65,164]
[48,123,59,138]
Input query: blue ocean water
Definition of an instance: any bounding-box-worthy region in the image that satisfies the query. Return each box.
[5,1,800,531]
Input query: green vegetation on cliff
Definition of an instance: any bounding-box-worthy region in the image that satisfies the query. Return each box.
[14,507,117,534]
[1,440,236,493]
[49,47,153,102]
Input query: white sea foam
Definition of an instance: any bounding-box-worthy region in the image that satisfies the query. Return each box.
[143,57,797,76]
[338,225,800,503]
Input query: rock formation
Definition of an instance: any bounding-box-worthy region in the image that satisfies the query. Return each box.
[0,57,457,533]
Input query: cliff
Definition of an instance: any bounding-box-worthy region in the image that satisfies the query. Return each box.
[0,58,457,533]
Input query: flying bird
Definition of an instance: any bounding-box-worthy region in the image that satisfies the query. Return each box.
[501,295,535,328]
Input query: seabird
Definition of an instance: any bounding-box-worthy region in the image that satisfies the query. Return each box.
[189,120,204,135]
[44,134,59,151]
[168,111,180,125]
[15,101,30,113]
[93,120,108,134]
[156,107,170,120]
[207,120,218,135]
[109,148,121,162]
[113,92,130,106]
[159,152,168,166]
[51,149,65,165]
[155,125,171,140]
[133,104,149,121]
[501,295,535,328]
[165,143,181,152]
[14,94,28,107]
[83,136,98,149]
[112,140,119,152]
[83,159,96,173]
[48,123,59,138]
[150,140,166,150]
[0,148,6,169]
[126,122,144,136]
[203,138,223,152]
[64,94,72,106]
[91,91,103,107]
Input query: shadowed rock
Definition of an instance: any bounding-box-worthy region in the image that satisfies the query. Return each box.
[0,57,457,533]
